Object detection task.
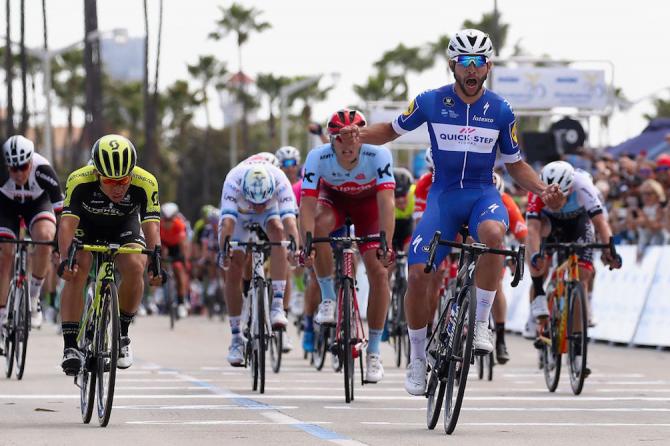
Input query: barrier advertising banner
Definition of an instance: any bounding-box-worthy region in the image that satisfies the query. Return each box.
[493,67,608,110]
[590,246,659,344]
[633,248,670,347]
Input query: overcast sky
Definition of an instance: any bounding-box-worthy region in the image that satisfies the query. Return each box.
[7,0,670,147]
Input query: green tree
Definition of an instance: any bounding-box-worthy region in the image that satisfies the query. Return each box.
[5,0,15,137]
[52,49,85,170]
[256,73,291,145]
[142,0,164,172]
[373,43,433,100]
[645,98,670,121]
[209,2,270,152]
[289,77,333,149]
[353,71,405,103]
[429,34,451,70]
[462,11,509,56]
[188,55,225,203]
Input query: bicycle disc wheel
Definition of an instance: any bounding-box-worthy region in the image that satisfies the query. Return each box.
[343,280,355,403]
[3,282,17,378]
[96,282,119,427]
[79,287,96,424]
[444,286,475,435]
[542,296,562,392]
[314,324,329,371]
[568,282,588,395]
[14,283,30,380]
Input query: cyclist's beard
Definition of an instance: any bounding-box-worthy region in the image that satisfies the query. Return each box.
[455,72,488,97]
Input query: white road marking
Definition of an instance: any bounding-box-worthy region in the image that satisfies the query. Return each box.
[361,422,670,427]
[114,404,298,410]
[325,406,670,413]
[127,420,332,426]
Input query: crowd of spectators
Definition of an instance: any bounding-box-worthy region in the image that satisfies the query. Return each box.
[499,141,670,259]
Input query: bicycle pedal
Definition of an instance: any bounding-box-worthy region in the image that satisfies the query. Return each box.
[362,380,378,385]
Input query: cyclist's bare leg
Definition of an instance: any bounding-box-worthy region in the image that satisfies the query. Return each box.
[305,268,320,317]
[0,243,15,307]
[474,220,506,322]
[172,261,189,302]
[361,248,390,327]
[60,251,93,322]
[428,263,446,329]
[224,250,246,319]
[313,206,336,281]
[492,285,506,325]
[115,251,148,315]
[29,219,56,280]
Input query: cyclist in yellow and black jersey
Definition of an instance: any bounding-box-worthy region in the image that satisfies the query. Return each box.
[392,167,415,252]
[57,134,163,376]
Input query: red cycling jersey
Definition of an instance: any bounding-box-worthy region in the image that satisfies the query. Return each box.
[160,216,187,247]
[502,192,527,241]
[413,172,433,220]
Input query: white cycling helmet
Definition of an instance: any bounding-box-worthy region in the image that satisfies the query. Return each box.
[3,135,34,167]
[424,147,434,171]
[492,172,505,195]
[161,202,179,219]
[258,151,280,168]
[541,161,575,195]
[242,166,276,204]
[447,29,495,60]
[275,146,301,165]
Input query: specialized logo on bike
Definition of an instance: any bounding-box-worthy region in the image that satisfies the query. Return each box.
[411,235,423,254]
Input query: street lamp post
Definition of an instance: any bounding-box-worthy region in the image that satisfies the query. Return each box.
[279,73,340,147]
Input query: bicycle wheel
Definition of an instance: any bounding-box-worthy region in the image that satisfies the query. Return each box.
[14,282,29,380]
[486,352,494,381]
[568,282,588,395]
[314,324,329,371]
[79,286,96,424]
[426,296,453,429]
[342,280,355,403]
[3,282,17,378]
[270,329,282,373]
[444,285,475,435]
[542,295,562,393]
[268,283,282,374]
[256,282,266,394]
[165,276,176,330]
[96,282,119,427]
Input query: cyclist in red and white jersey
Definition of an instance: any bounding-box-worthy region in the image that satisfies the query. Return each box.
[300,109,395,383]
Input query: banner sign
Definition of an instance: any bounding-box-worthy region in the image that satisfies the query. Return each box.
[493,67,608,110]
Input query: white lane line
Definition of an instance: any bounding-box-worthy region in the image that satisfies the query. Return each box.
[503,373,646,379]
[115,386,210,391]
[127,420,332,426]
[595,388,670,393]
[117,378,209,383]
[361,422,670,427]
[114,404,298,410]
[6,394,670,402]
[325,406,670,413]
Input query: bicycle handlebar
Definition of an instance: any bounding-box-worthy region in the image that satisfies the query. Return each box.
[304,231,388,260]
[423,231,526,288]
[540,237,622,270]
[64,241,162,279]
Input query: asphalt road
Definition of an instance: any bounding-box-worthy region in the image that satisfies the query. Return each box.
[1,315,669,446]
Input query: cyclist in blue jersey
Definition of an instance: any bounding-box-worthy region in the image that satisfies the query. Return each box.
[339,29,563,396]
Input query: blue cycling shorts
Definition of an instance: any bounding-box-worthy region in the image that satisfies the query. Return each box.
[407,186,509,267]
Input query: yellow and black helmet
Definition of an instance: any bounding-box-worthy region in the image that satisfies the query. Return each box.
[91,134,137,178]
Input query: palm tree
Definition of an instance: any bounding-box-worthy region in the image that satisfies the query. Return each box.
[353,70,405,103]
[429,34,451,71]
[256,73,290,144]
[209,2,270,154]
[373,43,433,100]
[188,54,222,203]
[290,78,333,149]
[5,0,15,137]
[143,0,164,172]
[645,98,670,121]
[82,0,104,149]
[19,0,28,134]
[52,49,85,170]
[462,12,509,56]
[209,2,270,74]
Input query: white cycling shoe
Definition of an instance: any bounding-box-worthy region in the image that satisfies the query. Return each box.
[365,353,384,383]
[473,320,493,355]
[404,357,427,396]
[315,300,336,325]
[531,294,549,319]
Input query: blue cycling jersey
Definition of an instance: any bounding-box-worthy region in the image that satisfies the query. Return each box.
[392,84,521,191]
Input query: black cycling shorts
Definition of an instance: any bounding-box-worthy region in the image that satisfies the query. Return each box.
[392,218,413,252]
[75,215,145,247]
[543,212,595,264]
[0,193,56,239]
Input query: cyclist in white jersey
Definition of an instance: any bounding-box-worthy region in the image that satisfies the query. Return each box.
[218,158,298,366]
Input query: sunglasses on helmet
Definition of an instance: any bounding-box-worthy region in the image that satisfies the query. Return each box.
[9,162,30,173]
[452,55,488,68]
[100,175,131,186]
[281,159,297,168]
